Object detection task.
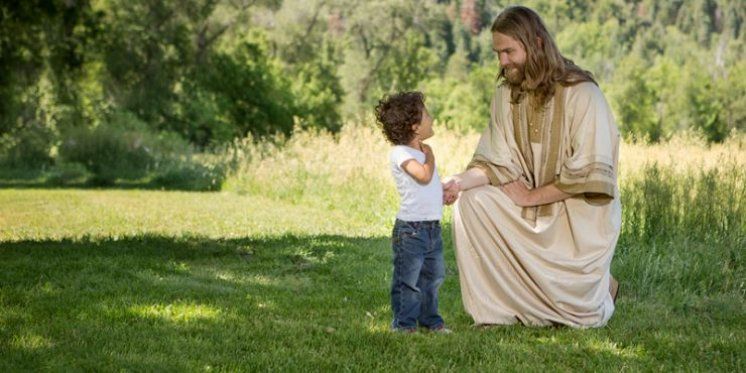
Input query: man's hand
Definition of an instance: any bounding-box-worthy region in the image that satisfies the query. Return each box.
[499,180,534,207]
[501,180,574,207]
[442,179,461,205]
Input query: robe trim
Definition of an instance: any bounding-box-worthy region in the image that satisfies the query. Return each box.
[512,85,566,222]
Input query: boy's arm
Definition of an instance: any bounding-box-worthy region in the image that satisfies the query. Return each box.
[401,144,435,184]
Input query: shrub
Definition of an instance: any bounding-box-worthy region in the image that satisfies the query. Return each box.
[0,122,55,169]
[58,111,191,184]
[45,162,91,186]
[151,161,226,191]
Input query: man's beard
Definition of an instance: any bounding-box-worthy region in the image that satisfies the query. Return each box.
[503,64,525,87]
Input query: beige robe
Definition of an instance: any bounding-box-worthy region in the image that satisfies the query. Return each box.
[453,82,621,328]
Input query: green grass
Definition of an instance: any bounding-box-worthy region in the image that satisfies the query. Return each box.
[1,112,744,371]
[1,161,744,371]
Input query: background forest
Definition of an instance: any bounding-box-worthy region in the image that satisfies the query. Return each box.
[1,0,745,187]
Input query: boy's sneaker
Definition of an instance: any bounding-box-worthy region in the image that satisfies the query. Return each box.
[430,325,453,334]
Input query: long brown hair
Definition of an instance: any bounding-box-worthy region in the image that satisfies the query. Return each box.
[491,6,596,104]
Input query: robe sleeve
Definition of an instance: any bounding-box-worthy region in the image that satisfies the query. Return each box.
[467,86,523,186]
[555,82,618,202]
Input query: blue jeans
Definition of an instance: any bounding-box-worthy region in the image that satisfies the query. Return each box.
[390,219,445,330]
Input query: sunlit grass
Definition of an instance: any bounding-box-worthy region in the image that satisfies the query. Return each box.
[10,334,54,351]
[128,303,222,324]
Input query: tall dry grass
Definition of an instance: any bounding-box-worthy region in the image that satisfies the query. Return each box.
[222,123,745,298]
[222,122,745,215]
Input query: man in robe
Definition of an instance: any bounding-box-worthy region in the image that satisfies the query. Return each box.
[442,5,621,328]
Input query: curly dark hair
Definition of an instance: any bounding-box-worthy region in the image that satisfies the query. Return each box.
[374,91,425,145]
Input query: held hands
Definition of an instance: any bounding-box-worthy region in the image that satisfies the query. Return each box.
[442,178,533,206]
[442,178,461,206]
[440,176,535,207]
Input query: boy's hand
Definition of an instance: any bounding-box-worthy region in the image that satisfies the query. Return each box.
[421,143,433,160]
[442,179,461,205]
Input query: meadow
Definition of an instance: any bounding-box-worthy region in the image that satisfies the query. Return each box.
[1,124,744,371]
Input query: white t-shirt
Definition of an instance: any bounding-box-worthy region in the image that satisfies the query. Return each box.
[390,145,443,221]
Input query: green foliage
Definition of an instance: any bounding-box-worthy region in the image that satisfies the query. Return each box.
[378,31,439,93]
[607,55,661,141]
[99,1,192,126]
[0,0,100,136]
[194,40,296,141]
[59,126,150,184]
[291,58,344,132]
[606,24,743,143]
[58,111,190,184]
[173,79,235,147]
[424,65,495,132]
[556,19,620,80]
[2,0,746,181]
[45,162,92,186]
[715,60,746,134]
[689,77,727,142]
[0,122,56,169]
[336,0,444,116]
[151,162,226,191]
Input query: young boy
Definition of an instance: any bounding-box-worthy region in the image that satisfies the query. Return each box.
[374,91,451,334]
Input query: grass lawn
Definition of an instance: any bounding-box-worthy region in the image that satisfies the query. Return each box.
[1,188,743,371]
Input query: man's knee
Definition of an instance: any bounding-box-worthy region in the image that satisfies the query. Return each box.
[457,186,497,211]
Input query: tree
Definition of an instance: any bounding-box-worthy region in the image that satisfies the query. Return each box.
[607,54,661,142]
[0,0,100,167]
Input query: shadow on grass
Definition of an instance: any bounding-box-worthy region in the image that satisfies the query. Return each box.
[0,234,393,370]
[1,233,741,370]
